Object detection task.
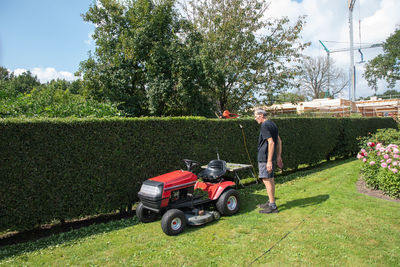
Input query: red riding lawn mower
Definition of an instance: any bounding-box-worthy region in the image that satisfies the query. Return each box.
[136,159,240,235]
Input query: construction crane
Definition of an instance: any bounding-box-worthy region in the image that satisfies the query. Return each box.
[319,41,382,100]
[318,1,384,103]
[349,0,356,102]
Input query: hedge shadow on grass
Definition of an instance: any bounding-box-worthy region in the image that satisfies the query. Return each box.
[0,215,139,261]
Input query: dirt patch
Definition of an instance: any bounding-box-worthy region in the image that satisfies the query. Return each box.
[356,178,400,203]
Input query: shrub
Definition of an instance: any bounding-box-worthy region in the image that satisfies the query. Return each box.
[358,141,400,198]
[0,87,122,118]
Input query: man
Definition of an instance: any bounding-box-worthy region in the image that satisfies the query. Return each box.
[254,109,283,213]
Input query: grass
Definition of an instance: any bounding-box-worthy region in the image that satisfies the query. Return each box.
[1,158,400,266]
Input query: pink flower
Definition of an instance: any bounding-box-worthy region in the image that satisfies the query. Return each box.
[394,154,400,159]
[393,149,399,154]
[384,154,389,159]
[363,158,367,163]
[381,163,387,168]
[361,149,366,153]
[377,152,381,156]
[387,159,392,164]
[391,168,398,173]
[393,161,398,166]
[370,161,375,166]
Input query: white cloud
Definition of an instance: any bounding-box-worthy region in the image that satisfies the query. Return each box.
[84,32,94,46]
[12,67,77,83]
[268,0,400,98]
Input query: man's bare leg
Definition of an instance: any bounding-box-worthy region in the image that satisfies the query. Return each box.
[262,178,275,203]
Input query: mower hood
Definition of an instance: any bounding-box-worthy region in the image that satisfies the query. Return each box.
[150,170,197,192]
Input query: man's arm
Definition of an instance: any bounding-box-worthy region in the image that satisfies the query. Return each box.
[276,136,283,169]
[266,137,275,173]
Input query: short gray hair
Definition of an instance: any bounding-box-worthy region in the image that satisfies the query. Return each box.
[254,108,267,117]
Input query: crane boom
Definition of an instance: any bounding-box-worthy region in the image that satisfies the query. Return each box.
[329,43,382,53]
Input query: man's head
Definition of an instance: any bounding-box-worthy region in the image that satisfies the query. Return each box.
[254,109,267,124]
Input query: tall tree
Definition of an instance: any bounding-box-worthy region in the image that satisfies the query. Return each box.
[181,0,309,111]
[78,0,213,116]
[275,91,306,104]
[0,66,10,81]
[364,28,400,93]
[8,70,41,95]
[78,0,149,116]
[297,56,348,100]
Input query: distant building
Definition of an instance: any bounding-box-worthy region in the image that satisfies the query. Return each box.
[356,97,400,117]
[265,98,356,117]
[263,97,400,117]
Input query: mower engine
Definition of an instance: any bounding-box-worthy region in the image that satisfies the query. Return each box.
[138,170,197,212]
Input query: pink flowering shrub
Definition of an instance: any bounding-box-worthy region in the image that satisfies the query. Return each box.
[358,141,400,198]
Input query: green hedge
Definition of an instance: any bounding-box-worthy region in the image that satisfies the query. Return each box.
[0,117,396,231]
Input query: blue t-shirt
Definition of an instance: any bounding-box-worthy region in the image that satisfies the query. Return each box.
[257,120,278,162]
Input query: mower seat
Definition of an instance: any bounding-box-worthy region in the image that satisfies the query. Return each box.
[198,160,227,181]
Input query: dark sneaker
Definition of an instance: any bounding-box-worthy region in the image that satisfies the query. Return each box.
[257,202,269,209]
[259,206,278,214]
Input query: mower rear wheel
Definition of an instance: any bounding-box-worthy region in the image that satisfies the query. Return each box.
[216,189,240,216]
[136,202,157,223]
[161,209,186,236]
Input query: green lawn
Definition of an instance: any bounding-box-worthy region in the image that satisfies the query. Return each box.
[1,159,400,266]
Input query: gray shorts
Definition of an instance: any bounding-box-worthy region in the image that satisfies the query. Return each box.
[258,161,275,179]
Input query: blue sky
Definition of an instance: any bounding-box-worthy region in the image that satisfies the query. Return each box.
[0,0,95,77]
[0,0,399,97]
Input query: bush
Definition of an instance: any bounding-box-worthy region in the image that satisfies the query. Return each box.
[358,132,400,198]
[0,87,122,118]
[0,117,396,231]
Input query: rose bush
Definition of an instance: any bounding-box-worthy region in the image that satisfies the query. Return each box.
[358,140,400,198]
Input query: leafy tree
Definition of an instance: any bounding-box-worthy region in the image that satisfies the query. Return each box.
[8,70,41,95]
[78,0,147,116]
[0,69,41,99]
[297,56,348,100]
[0,66,10,81]
[0,85,121,118]
[275,91,306,104]
[78,0,213,116]
[364,28,400,93]
[0,67,11,99]
[181,0,309,111]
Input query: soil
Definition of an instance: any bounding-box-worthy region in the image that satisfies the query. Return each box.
[356,178,400,203]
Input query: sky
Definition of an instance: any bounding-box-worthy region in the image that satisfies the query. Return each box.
[0,0,399,99]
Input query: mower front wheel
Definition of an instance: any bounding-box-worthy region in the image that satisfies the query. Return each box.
[161,209,187,236]
[216,189,240,216]
[136,202,157,223]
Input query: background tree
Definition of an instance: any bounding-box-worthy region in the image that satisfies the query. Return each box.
[78,0,213,116]
[181,0,309,111]
[364,28,400,93]
[0,67,119,118]
[0,66,10,81]
[8,71,41,95]
[297,56,348,100]
[275,91,306,104]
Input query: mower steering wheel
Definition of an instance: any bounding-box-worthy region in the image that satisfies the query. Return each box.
[183,159,200,172]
